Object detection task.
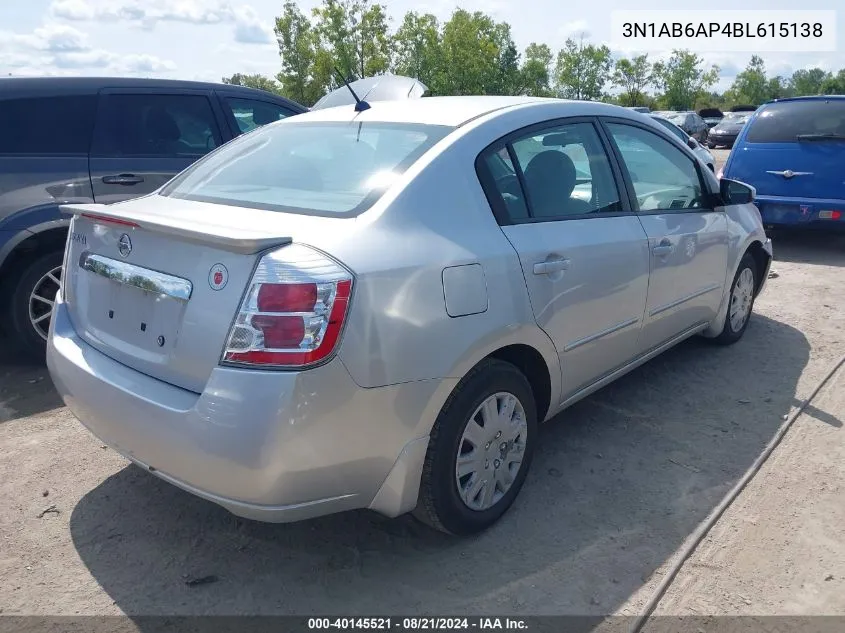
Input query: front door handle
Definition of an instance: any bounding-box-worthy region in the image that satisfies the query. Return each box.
[533,258,570,275]
[102,174,144,186]
[652,239,674,257]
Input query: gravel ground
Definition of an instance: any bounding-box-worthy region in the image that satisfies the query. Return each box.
[1,227,844,620]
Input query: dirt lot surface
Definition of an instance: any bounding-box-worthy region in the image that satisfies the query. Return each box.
[1,228,844,620]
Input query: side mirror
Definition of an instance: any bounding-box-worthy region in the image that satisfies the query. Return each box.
[687,138,698,150]
[720,178,756,205]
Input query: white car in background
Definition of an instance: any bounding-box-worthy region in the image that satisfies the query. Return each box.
[650,115,716,172]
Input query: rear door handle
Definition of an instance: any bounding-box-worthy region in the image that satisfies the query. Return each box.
[652,239,674,257]
[102,174,144,186]
[533,258,570,275]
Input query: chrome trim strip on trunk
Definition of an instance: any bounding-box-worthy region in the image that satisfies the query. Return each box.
[79,252,193,301]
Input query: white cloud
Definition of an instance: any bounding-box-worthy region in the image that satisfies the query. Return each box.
[51,0,235,25]
[559,20,590,41]
[1,21,177,77]
[234,6,274,45]
[8,23,90,52]
[50,0,272,45]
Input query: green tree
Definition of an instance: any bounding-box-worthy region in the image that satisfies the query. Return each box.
[612,54,652,106]
[312,0,391,82]
[520,42,553,97]
[766,76,793,100]
[391,12,442,89]
[819,69,845,95]
[221,73,282,94]
[490,22,521,95]
[727,55,769,105]
[554,37,612,101]
[274,1,323,105]
[438,9,500,95]
[790,68,830,96]
[652,50,719,110]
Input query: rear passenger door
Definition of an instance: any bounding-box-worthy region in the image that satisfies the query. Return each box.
[477,118,651,401]
[89,89,226,204]
[601,119,728,354]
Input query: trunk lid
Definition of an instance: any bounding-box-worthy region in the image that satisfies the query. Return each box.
[61,195,347,393]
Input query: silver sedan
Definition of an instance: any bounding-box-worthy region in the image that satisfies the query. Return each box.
[47,96,772,535]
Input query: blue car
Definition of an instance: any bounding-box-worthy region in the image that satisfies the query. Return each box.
[721,96,845,230]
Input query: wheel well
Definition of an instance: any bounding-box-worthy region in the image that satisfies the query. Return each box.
[0,228,68,287]
[488,344,552,422]
[747,240,770,295]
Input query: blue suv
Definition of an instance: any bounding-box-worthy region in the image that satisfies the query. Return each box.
[0,77,306,358]
[721,96,845,231]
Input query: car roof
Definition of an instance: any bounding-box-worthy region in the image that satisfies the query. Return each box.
[0,76,306,110]
[283,95,630,127]
[764,95,845,105]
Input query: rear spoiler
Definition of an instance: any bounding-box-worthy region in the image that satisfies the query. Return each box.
[61,203,292,255]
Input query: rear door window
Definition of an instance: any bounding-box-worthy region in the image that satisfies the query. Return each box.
[225,98,295,133]
[745,100,845,143]
[0,95,97,155]
[91,93,222,157]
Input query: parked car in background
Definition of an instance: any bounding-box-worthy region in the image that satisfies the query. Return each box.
[0,77,306,358]
[654,111,709,142]
[699,108,724,129]
[650,115,716,171]
[708,111,753,148]
[721,96,845,231]
[312,73,428,109]
[47,97,772,535]
[626,106,651,114]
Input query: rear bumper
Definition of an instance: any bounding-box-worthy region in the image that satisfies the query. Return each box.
[47,293,449,522]
[756,195,845,229]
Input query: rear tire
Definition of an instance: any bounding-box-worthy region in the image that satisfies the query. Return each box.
[710,252,757,346]
[5,250,64,362]
[414,359,537,535]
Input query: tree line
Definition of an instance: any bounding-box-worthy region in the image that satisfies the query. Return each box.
[222,0,845,110]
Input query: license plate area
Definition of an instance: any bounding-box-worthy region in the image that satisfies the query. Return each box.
[79,253,191,357]
[760,203,812,224]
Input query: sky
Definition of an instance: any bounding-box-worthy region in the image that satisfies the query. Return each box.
[0,0,842,94]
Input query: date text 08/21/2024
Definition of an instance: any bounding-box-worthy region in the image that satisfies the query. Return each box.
[307,618,529,630]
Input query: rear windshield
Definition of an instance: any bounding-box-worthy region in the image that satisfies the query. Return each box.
[745,100,845,143]
[161,121,453,216]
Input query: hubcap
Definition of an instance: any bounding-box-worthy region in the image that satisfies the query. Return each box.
[729,267,754,332]
[28,266,62,341]
[455,392,528,512]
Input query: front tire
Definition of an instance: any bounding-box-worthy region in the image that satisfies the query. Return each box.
[5,250,64,361]
[711,252,757,345]
[414,359,537,535]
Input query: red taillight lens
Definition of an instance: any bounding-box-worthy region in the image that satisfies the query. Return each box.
[251,315,306,348]
[819,209,841,220]
[257,283,317,312]
[222,244,353,368]
[81,213,140,228]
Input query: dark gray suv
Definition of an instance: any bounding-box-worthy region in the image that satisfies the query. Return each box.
[0,77,306,359]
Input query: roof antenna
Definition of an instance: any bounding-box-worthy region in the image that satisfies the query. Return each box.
[333,66,370,112]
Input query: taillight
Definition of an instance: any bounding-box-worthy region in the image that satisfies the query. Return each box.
[819,210,842,220]
[222,244,353,368]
